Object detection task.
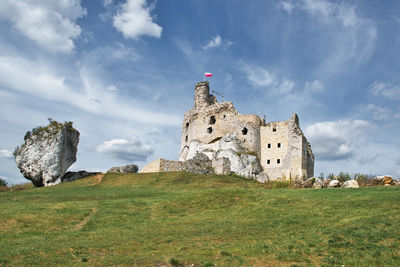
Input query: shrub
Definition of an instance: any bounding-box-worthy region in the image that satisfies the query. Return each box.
[337,172,351,182]
[0,178,7,187]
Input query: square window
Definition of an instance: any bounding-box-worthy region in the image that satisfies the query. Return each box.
[277,159,280,164]
[272,127,276,132]
[267,159,270,164]
[267,143,271,148]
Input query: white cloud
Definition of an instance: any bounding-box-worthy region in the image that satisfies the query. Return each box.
[203,35,222,49]
[0,149,13,159]
[367,104,389,120]
[107,84,118,92]
[0,0,86,53]
[0,55,181,126]
[305,119,370,161]
[113,0,162,39]
[279,1,295,14]
[370,81,400,100]
[304,80,324,93]
[242,64,294,94]
[203,35,233,50]
[97,136,153,162]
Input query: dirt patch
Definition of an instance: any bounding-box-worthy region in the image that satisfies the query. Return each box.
[74,207,98,231]
[92,173,105,186]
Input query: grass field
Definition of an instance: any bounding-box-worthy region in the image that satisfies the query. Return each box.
[0,172,399,266]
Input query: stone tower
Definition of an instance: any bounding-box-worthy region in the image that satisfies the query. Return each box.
[194,81,216,109]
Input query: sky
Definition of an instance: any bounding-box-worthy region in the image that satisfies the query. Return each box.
[0,0,400,185]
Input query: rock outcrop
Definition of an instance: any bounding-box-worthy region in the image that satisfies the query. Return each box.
[184,134,263,179]
[108,164,139,174]
[14,120,79,187]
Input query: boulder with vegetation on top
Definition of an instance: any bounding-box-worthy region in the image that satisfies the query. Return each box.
[14,119,80,187]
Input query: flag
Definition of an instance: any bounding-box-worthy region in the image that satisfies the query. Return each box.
[205,72,212,77]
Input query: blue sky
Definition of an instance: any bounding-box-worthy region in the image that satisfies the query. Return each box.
[0,0,399,184]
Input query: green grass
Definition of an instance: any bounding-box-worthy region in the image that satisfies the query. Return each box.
[0,172,399,266]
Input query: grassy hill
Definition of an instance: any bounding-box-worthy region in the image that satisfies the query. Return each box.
[0,172,399,266]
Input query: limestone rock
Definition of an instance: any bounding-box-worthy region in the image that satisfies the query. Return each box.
[212,157,231,175]
[61,171,100,183]
[108,164,138,174]
[184,134,262,179]
[14,120,79,187]
[301,177,315,188]
[312,178,324,188]
[372,175,394,186]
[341,179,359,188]
[183,153,214,174]
[328,180,341,188]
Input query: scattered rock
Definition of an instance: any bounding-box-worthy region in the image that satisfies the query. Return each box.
[14,120,79,187]
[108,164,138,174]
[372,175,394,186]
[301,177,315,188]
[312,178,324,188]
[341,179,359,188]
[61,171,100,183]
[328,180,341,188]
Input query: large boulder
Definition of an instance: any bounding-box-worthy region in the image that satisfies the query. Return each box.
[328,180,341,188]
[14,120,79,187]
[341,179,359,188]
[108,164,138,174]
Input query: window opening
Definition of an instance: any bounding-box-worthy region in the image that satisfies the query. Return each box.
[277,159,280,164]
[267,159,270,164]
[242,127,248,135]
[278,143,281,148]
[223,115,226,118]
[185,135,188,142]
[186,122,189,128]
[207,127,213,134]
[273,127,276,132]
[209,116,216,125]
[268,143,271,148]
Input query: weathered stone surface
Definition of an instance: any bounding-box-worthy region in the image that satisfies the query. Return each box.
[14,120,79,187]
[108,164,138,174]
[212,157,231,175]
[341,179,359,188]
[61,171,100,183]
[179,81,314,181]
[301,177,315,188]
[184,134,262,179]
[312,178,324,188]
[328,180,341,188]
[372,175,394,186]
[140,153,214,175]
[183,153,214,174]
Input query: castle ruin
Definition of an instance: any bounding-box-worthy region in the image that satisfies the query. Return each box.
[178,81,314,180]
[142,81,314,181]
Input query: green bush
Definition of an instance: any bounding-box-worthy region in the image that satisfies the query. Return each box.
[0,178,7,187]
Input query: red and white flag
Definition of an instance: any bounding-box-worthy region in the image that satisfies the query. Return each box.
[205,72,212,77]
